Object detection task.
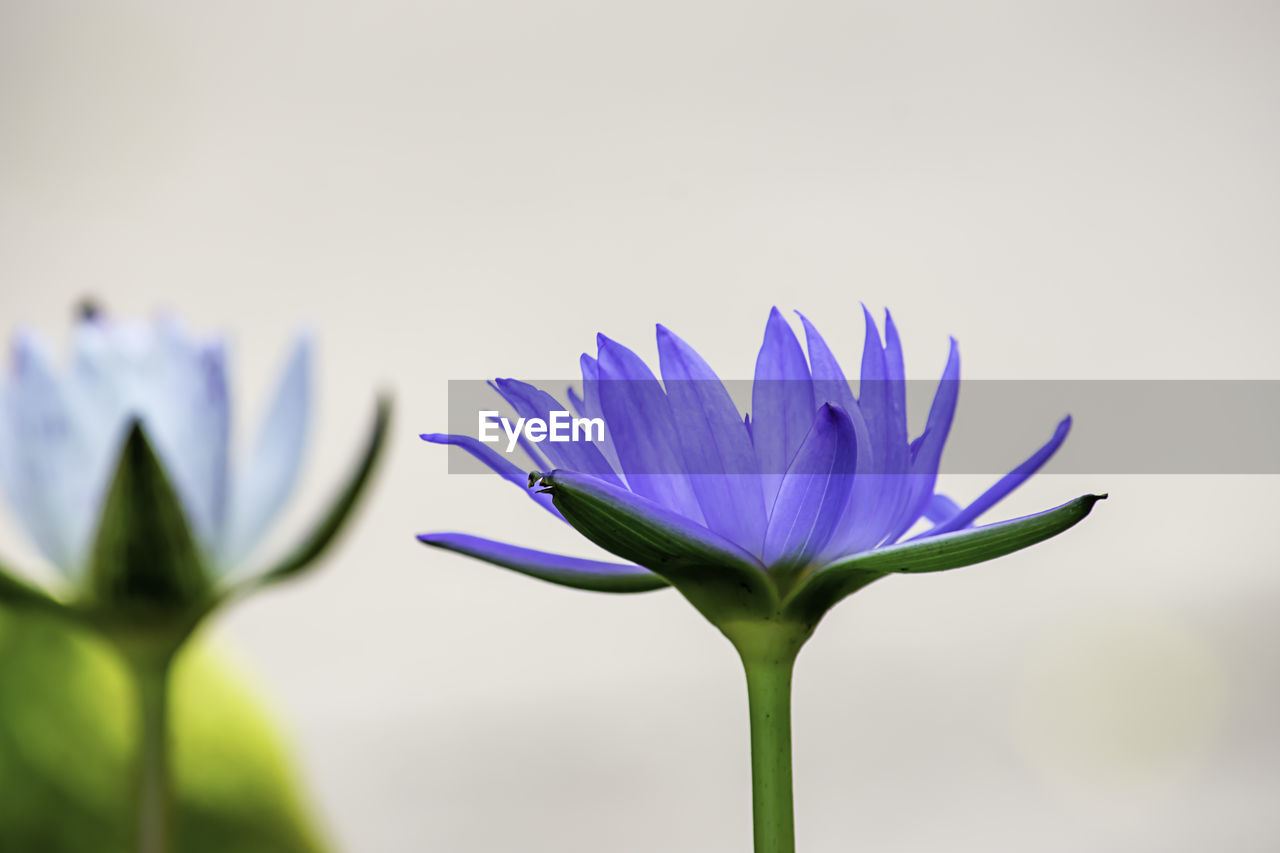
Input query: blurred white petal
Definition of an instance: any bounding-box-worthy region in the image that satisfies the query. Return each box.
[71,317,231,554]
[0,331,116,575]
[218,334,311,569]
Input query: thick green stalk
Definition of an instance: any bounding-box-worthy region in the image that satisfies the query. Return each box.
[123,647,176,853]
[730,620,810,853]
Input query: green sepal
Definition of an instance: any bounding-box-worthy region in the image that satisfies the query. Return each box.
[230,395,391,598]
[83,421,212,631]
[534,469,779,625]
[784,493,1107,623]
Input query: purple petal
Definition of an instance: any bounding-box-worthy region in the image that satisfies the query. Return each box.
[795,311,858,415]
[575,352,625,475]
[877,309,910,459]
[794,310,897,553]
[752,308,816,508]
[418,532,667,593]
[566,385,587,418]
[820,309,916,553]
[486,380,551,472]
[491,378,622,485]
[910,338,961,478]
[921,415,1073,537]
[420,432,562,519]
[595,335,703,522]
[923,493,962,524]
[883,336,960,543]
[762,404,858,567]
[858,308,911,529]
[656,324,766,554]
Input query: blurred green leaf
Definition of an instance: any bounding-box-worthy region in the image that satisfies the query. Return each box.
[0,607,329,853]
[237,395,391,596]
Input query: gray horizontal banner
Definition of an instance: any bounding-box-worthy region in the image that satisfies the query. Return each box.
[438,379,1280,475]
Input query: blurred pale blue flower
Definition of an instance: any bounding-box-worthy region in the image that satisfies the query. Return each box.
[0,306,388,853]
[0,307,389,632]
[0,313,310,578]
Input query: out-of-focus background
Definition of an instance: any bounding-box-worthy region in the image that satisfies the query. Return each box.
[1,1,1277,850]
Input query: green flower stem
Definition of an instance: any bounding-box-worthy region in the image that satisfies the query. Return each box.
[742,650,796,853]
[122,646,177,853]
[730,621,810,853]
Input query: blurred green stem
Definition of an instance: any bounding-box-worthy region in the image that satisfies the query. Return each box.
[123,647,176,853]
[731,621,808,853]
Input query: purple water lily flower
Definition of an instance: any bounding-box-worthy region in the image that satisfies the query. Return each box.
[420,308,1099,617]
[419,307,1103,853]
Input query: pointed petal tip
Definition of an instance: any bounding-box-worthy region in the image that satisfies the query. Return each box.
[861,304,881,342]
[10,329,48,370]
[764,307,797,339]
[944,336,960,364]
[595,333,635,361]
[793,310,831,349]
[282,330,315,375]
[291,327,316,350]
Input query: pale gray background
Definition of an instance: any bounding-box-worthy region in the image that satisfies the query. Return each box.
[1,1,1277,851]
